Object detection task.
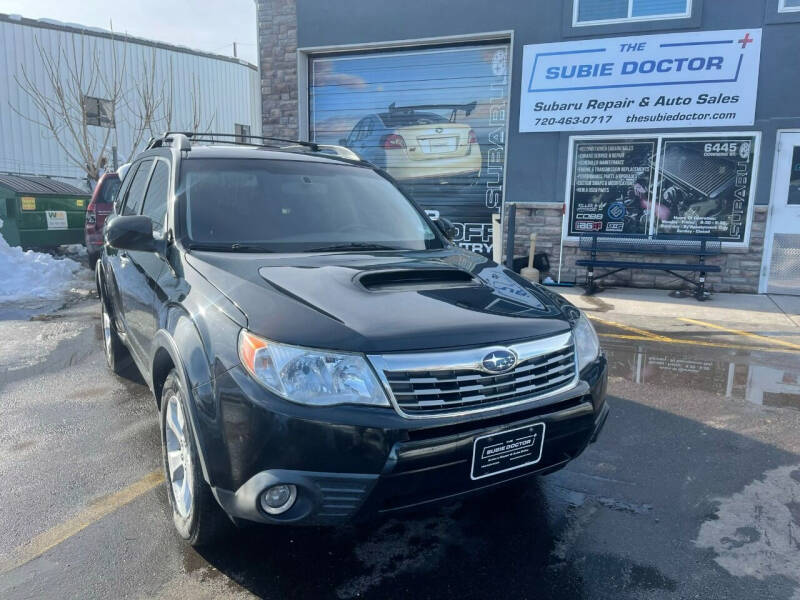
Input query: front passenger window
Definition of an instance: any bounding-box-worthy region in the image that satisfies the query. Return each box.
[141,161,170,233]
[122,160,153,216]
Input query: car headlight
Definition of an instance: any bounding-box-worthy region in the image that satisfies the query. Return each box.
[238,330,389,407]
[573,312,600,372]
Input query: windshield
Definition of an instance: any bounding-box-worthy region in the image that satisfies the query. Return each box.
[180,159,442,252]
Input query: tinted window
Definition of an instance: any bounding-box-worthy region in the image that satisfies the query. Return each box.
[141,161,170,231]
[122,160,153,216]
[98,178,121,205]
[182,159,441,252]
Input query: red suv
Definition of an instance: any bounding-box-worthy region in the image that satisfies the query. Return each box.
[85,173,121,266]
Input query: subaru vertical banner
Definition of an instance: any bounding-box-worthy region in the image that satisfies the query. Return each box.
[519,29,761,133]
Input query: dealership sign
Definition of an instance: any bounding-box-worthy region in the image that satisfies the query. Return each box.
[519,29,761,133]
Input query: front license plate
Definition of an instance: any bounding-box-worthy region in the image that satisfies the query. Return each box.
[471,423,545,480]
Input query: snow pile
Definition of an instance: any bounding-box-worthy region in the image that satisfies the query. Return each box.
[0,218,86,306]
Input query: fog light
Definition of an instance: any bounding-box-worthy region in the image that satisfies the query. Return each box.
[259,484,297,515]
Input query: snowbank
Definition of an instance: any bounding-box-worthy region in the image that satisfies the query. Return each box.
[0,217,86,306]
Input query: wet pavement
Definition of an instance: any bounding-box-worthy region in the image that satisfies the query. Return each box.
[1,291,800,599]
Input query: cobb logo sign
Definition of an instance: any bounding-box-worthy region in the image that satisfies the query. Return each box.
[519,29,761,133]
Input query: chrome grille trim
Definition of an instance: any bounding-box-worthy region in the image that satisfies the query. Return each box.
[368,331,579,418]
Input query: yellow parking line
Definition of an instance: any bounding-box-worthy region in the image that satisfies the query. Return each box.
[588,315,672,342]
[599,332,800,354]
[678,317,800,351]
[0,470,164,574]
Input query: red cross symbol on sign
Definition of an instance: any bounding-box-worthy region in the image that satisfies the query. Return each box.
[738,33,754,48]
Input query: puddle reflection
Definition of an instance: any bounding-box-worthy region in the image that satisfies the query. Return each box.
[603,340,800,411]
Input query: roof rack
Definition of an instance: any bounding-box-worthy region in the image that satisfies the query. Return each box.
[145,132,320,152]
[144,132,366,164]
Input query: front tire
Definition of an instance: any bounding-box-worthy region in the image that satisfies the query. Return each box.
[100,296,135,377]
[160,370,228,546]
[87,250,100,270]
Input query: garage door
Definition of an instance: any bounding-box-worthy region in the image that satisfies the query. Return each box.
[309,42,511,256]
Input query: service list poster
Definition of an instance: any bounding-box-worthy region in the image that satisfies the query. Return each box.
[569,140,657,236]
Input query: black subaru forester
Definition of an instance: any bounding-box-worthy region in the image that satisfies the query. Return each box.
[97,133,608,546]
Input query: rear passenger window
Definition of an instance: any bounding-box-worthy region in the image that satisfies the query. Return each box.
[141,161,170,232]
[122,160,153,216]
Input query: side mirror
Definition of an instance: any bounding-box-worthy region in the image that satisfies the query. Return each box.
[435,217,457,240]
[105,215,159,252]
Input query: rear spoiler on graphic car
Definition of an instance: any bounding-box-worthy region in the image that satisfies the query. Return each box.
[387,101,478,122]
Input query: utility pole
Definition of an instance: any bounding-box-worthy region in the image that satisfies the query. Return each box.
[233,42,237,58]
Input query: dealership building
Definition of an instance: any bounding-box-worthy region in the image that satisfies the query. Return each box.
[256,0,800,295]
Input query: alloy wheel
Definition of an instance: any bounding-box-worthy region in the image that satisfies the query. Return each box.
[101,302,112,363]
[164,394,194,518]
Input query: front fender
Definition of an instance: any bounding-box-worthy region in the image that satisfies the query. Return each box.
[152,304,242,489]
[151,323,216,485]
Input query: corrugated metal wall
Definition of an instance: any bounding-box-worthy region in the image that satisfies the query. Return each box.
[0,16,261,187]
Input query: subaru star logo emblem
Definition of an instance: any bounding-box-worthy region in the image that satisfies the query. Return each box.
[482,349,517,373]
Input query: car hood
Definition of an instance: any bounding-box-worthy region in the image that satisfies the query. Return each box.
[185,247,573,353]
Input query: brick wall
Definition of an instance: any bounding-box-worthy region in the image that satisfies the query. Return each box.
[505,203,767,293]
[256,0,298,139]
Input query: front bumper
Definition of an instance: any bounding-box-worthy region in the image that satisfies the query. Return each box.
[205,357,608,526]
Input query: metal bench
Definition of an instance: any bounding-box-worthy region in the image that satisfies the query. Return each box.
[575,234,722,301]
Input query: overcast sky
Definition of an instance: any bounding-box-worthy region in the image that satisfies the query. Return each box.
[0,0,259,64]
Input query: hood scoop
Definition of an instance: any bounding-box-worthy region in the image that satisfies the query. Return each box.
[358,268,479,292]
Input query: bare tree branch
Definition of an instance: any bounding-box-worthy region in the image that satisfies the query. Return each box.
[9,27,163,184]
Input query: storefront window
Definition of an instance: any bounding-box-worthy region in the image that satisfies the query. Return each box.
[654,137,756,240]
[568,139,657,235]
[309,42,510,256]
[566,134,759,243]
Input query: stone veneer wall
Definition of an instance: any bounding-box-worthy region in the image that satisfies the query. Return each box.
[256,0,299,139]
[504,203,768,294]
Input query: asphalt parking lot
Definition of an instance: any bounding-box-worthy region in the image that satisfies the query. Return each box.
[1,285,799,600]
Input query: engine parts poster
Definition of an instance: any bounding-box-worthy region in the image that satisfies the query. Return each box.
[308,43,510,256]
[654,137,756,242]
[567,135,758,242]
[520,29,761,133]
[568,139,657,236]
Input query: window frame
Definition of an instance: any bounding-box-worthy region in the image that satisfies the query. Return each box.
[139,158,172,235]
[779,0,800,12]
[234,123,252,143]
[83,95,115,127]
[120,159,155,217]
[572,0,692,26]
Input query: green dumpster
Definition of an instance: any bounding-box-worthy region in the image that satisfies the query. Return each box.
[0,175,90,248]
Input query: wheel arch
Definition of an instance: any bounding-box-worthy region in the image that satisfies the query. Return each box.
[151,313,216,484]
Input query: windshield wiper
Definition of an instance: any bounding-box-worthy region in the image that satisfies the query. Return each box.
[187,242,275,253]
[304,243,401,253]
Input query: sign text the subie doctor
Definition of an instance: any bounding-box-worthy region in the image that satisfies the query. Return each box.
[519,29,761,133]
